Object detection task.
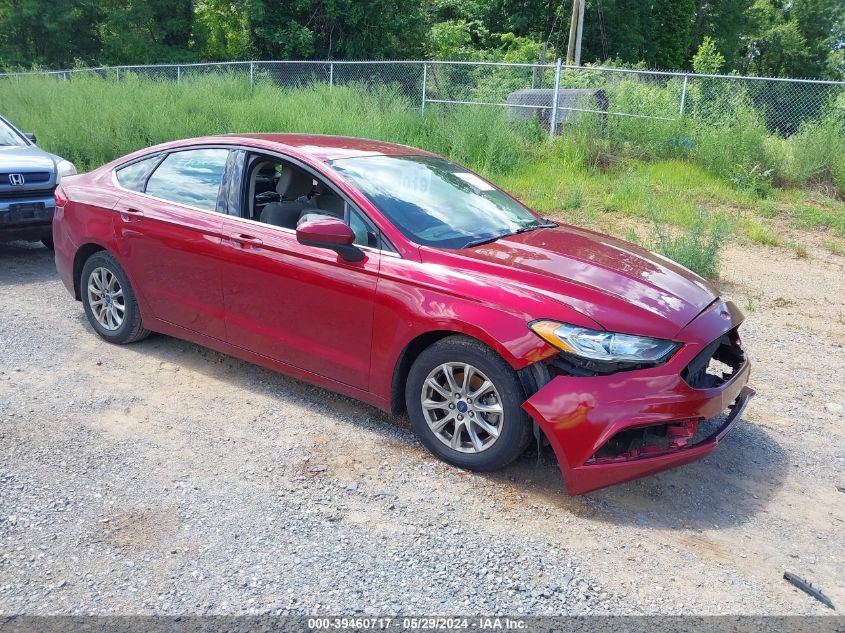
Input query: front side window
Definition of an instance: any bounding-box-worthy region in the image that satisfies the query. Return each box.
[348,207,379,249]
[330,155,548,249]
[114,155,161,192]
[145,149,230,212]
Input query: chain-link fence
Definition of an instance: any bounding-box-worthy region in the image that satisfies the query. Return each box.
[2,60,843,138]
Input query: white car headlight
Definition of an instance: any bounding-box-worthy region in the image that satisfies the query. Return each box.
[530,320,679,364]
[56,160,77,182]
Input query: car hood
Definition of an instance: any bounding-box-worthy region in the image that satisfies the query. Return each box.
[432,224,719,339]
[0,144,58,171]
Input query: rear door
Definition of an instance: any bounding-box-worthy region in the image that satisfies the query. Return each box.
[113,148,232,340]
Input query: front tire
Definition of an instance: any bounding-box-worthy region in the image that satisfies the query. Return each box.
[80,251,150,344]
[405,335,531,471]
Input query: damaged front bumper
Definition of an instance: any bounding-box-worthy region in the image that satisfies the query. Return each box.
[522,300,754,495]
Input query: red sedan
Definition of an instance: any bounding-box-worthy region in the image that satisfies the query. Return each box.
[53,134,753,495]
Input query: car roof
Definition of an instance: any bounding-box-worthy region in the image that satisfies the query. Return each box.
[223,133,437,162]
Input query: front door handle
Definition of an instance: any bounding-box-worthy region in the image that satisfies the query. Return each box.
[120,208,144,222]
[228,233,263,250]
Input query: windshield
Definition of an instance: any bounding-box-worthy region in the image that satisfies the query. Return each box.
[330,155,549,249]
[0,119,26,147]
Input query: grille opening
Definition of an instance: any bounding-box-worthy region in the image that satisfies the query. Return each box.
[0,171,51,184]
[682,328,745,389]
[0,188,55,200]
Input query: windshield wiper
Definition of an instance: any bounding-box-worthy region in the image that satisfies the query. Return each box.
[463,221,556,249]
[515,221,557,234]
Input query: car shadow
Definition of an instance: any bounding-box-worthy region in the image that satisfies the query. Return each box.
[2,238,790,531]
[0,240,56,286]
[112,329,786,530]
[484,417,789,529]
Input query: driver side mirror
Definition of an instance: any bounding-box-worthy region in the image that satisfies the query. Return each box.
[296,216,364,262]
[24,133,36,144]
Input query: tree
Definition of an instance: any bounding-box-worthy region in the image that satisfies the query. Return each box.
[739,0,845,78]
[792,0,845,77]
[740,0,811,77]
[99,0,196,64]
[692,35,725,73]
[237,0,427,60]
[647,0,696,70]
[193,0,253,60]
[690,0,752,70]
[0,0,102,68]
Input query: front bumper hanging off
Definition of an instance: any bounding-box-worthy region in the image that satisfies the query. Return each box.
[522,300,754,495]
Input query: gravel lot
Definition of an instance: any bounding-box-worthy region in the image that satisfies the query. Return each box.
[1,238,843,616]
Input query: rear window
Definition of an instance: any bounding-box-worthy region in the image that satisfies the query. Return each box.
[114,155,161,192]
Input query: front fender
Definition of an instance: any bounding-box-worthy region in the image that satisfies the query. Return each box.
[368,255,600,406]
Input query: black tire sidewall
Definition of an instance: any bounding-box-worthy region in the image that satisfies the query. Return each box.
[80,252,142,344]
[405,337,530,471]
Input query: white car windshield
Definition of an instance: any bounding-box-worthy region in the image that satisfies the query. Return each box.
[330,155,552,249]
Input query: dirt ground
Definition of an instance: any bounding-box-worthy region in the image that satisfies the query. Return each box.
[0,235,843,615]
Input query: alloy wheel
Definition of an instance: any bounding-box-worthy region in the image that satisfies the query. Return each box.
[86,266,125,331]
[420,362,504,454]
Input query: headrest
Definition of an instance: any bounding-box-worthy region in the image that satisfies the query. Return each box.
[276,167,314,199]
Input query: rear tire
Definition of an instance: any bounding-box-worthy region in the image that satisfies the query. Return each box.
[405,335,531,471]
[80,251,150,344]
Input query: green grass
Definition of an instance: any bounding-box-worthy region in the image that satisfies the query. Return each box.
[628,218,731,280]
[743,218,781,246]
[0,72,541,175]
[827,241,845,256]
[790,205,845,235]
[1,71,844,278]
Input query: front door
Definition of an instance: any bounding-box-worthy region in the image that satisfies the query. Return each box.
[218,153,381,390]
[220,217,380,389]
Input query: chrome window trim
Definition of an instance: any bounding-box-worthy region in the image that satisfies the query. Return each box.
[110,145,400,259]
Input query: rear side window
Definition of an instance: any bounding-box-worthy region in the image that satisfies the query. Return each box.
[145,149,230,212]
[114,155,161,192]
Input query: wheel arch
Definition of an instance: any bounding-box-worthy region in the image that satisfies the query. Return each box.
[389,322,548,415]
[72,242,108,300]
[390,330,457,415]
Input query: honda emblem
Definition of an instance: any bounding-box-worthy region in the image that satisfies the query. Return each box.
[8,173,25,186]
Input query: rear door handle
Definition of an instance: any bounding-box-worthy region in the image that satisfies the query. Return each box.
[120,208,144,222]
[228,233,263,250]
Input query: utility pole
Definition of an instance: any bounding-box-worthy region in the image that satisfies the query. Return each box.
[575,0,585,65]
[566,0,586,66]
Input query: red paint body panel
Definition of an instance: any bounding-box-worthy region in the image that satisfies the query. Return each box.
[220,218,379,390]
[445,225,719,339]
[53,134,753,495]
[113,191,228,340]
[523,299,752,494]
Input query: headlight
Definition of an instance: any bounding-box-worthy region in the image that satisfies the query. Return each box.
[529,320,679,363]
[56,160,76,182]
